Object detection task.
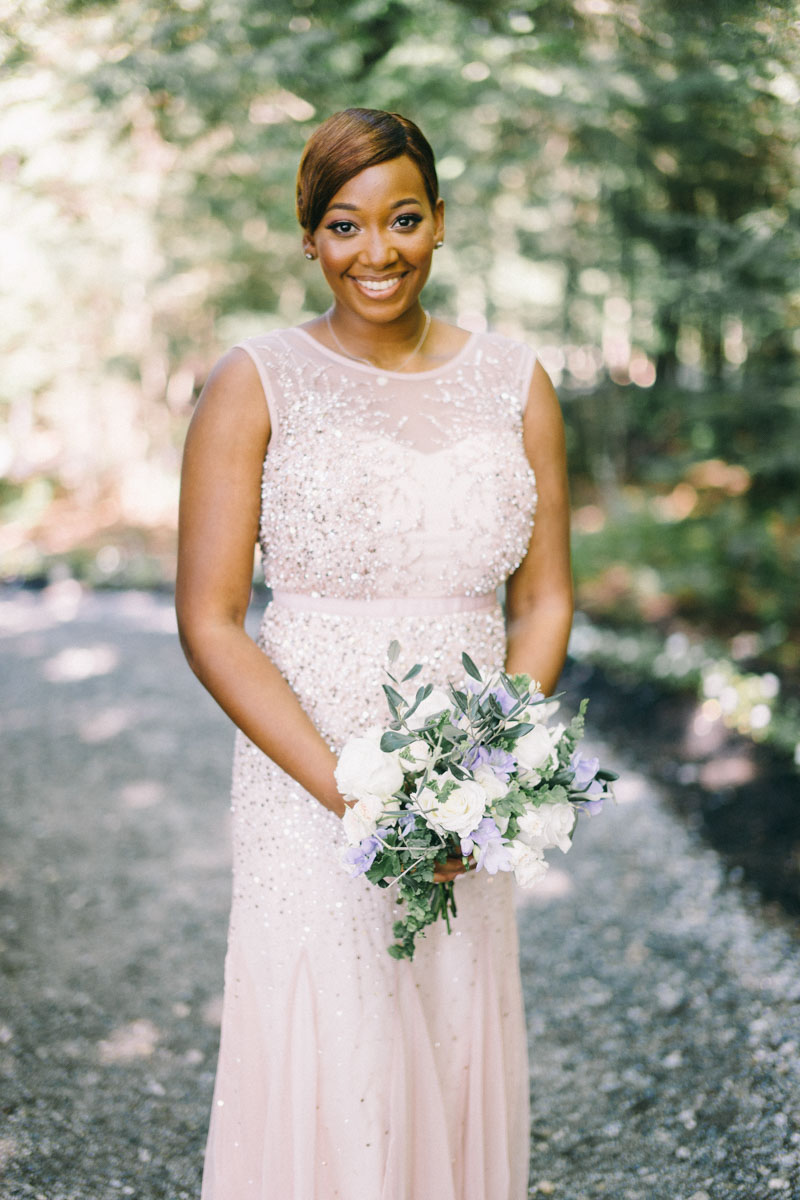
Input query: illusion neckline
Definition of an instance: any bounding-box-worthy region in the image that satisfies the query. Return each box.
[292,325,477,380]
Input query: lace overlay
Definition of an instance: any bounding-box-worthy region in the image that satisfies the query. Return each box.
[201,327,538,1200]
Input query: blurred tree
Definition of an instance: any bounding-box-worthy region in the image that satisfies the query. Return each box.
[1,0,798,645]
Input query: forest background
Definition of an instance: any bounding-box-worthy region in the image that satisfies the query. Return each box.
[2,0,799,762]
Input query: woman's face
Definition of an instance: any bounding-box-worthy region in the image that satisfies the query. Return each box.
[303,154,445,324]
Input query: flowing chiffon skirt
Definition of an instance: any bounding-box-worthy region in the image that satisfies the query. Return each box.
[200,599,530,1200]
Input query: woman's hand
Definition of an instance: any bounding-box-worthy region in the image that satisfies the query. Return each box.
[433,854,474,883]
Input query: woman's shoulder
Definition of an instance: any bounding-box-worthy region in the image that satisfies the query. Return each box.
[234,325,302,360]
[474,327,537,358]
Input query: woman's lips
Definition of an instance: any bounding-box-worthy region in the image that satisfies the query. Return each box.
[349,273,407,299]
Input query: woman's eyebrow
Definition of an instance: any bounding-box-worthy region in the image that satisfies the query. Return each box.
[325,197,424,213]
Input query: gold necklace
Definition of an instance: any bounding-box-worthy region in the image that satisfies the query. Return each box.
[325,309,431,371]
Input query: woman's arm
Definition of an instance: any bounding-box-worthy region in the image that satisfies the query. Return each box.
[504,359,574,695]
[175,349,345,817]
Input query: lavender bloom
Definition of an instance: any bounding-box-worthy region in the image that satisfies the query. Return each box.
[573,779,605,814]
[463,744,517,782]
[571,751,600,791]
[342,827,391,876]
[460,816,512,875]
[465,677,517,715]
[488,684,517,715]
[397,812,416,835]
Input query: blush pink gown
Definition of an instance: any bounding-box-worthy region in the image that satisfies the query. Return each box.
[200,327,539,1200]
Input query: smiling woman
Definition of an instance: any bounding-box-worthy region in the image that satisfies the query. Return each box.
[298,110,450,367]
[176,107,573,1200]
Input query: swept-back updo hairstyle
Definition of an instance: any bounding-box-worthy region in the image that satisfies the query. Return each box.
[296,108,439,233]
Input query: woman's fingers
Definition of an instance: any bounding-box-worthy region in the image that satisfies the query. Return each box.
[433,855,473,883]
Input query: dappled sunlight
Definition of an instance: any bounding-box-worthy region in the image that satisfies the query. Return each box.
[698,754,756,790]
[42,643,118,683]
[572,504,606,534]
[78,705,134,744]
[0,579,86,637]
[97,1018,160,1064]
[686,459,751,496]
[118,780,165,809]
[608,771,648,806]
[202,994,223,1029]
[515,865,573,908]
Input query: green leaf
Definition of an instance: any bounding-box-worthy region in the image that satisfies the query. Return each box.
[403,682,433,723]
[499,672,522,699]
[401,663,423,683]
[380,730,416,752]
[596,769,619,782]
[502,721,534,738]
[387,640,400,665]
[461,652,483,681]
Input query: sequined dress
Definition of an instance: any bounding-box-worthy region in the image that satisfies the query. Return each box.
[201,327,539,1200]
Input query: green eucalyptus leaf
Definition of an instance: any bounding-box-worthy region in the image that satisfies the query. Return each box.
[461,652,482,681]
[502,721,534,738]
[383,683,407,711]
[499,672,522,699]
[380,730,416,752]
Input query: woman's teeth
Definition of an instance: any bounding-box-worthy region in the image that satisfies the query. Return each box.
[357,277,401,293]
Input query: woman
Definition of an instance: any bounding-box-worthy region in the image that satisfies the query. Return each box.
[176,108,573,1200]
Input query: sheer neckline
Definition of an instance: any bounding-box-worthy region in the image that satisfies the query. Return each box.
[292,325,476,379]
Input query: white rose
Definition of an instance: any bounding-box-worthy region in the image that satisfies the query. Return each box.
[517,802,576,854]
[521,698,560,723]
[398,739,434,774]
[514,723,558,776]
[507,839,549,888]
[472,765,509,801]
[406,687,453,731]
[426,777,487,838]
[341,793,385,845]
[335,728,404,803]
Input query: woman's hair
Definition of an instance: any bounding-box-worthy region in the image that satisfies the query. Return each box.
[296,108,439,233]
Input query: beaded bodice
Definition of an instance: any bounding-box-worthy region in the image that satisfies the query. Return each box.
[237,327,538,600]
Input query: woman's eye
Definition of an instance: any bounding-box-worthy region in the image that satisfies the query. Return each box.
[394,213,422,229]
[328,220,358,235]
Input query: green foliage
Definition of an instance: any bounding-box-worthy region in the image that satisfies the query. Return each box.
[0,0,797,685]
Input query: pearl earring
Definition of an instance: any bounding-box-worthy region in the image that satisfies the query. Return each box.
[434,241,443,249]
[305,252,315,260]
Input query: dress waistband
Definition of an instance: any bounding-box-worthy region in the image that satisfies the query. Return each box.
[269,590,499,618]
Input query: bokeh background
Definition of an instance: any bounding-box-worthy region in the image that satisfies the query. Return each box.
[2,0,799,761]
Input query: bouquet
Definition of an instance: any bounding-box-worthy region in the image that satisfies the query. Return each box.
[335,643,617,960]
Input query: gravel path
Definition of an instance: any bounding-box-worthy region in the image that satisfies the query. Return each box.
[1,585,799,1200]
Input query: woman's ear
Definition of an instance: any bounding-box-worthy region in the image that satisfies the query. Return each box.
[433,198,445,248]
[302,232,316,260]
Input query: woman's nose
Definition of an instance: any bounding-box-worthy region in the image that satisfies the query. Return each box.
[360,228,399,269]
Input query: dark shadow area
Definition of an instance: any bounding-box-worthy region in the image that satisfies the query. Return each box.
[563,657,800,920]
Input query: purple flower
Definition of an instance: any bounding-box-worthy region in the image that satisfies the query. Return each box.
[342,827,390,877]
[488,685,516,716]
[397,812,416,835]
[574,796,604,815]
[460,816,512,875]
[463,744,517,782]
[465,677,517,716]
[571,751,600,791]
[573,780,605,815]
